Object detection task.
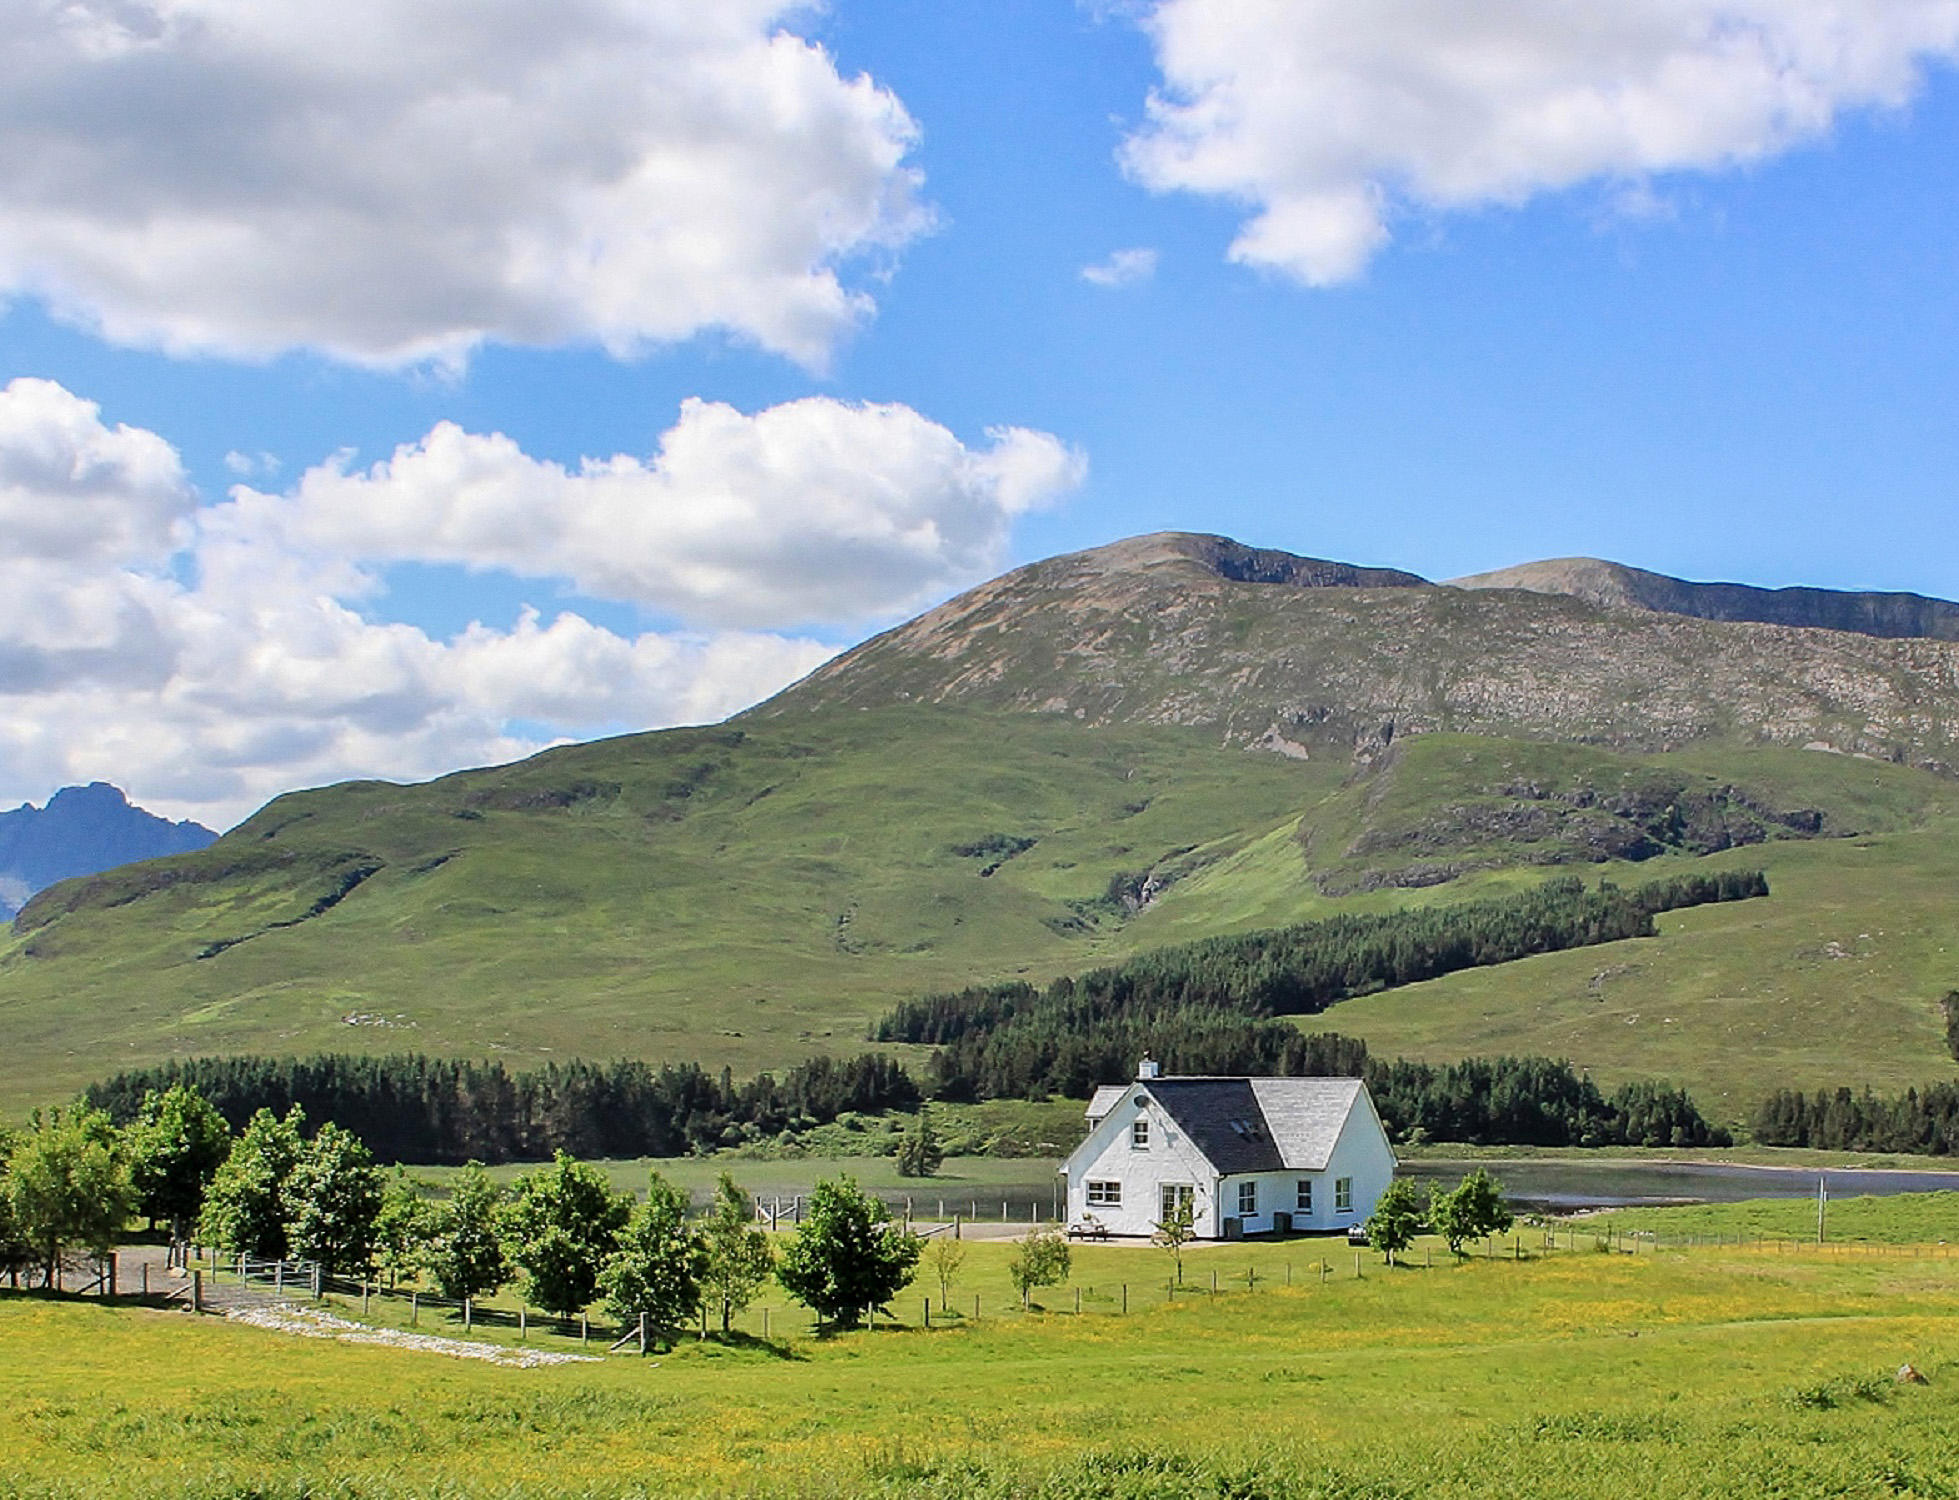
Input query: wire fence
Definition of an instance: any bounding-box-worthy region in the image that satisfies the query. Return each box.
[22,1218,1959,1353]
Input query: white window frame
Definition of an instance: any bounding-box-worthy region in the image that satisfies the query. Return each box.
[1296,1179,1313,1214]
[1159,1182,1194,1223]
[1086,1180,1121,1208]
[1237,1180,1257,1217]
[1335,1176,1354,1214]
[1131,1118,1150,1150]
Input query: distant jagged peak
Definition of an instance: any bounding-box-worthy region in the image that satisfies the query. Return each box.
[1449,556,1959,642]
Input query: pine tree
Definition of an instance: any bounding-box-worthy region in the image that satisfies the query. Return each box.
[894,1106,944,1178]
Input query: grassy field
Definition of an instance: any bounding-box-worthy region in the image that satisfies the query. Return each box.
[4,708,1959,1127]
[1588,1190,1959,1245]
[8,1221,1959,1496]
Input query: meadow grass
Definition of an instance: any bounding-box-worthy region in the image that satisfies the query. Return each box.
[1587,1189,1959,1246]
[9,1218,1959,1496]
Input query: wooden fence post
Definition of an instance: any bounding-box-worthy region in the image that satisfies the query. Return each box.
[1121,1283,1127,1314]
[410,1292,418,1326]
[191,1270,202,1313]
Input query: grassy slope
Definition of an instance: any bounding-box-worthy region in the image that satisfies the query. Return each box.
[0,709,1341,1111]
[7,1233,1959,1496]
[1151,736,1959,1122]
[3,710,1958,1125]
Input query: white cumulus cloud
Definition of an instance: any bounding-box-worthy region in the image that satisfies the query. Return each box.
[1122,0,1959,283]
[0,0,931,369]
[0,382,1081,827]
[1082,247,1160,287]
[263,398,1088,630]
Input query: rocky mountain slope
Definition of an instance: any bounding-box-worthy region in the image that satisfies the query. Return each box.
[757,533,1959,773]
[1451,557,1959,640]
[0,783,214,920]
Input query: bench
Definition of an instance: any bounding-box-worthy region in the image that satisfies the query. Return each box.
[1068,1221,1111,1241]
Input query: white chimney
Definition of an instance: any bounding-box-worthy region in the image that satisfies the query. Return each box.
[1137,1056,1161,1080]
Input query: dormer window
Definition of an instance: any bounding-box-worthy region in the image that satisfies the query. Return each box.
[1131,1118,1150,1149]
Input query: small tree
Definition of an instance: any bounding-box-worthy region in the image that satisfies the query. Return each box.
[372,1169,436,1290]
[776,1176,921,1330]
[1152,1198,1197,1286]
[6,1107,134,1287]
[285,1122,384,1277]
[502,1151,631,1316]
[600,1172,705,1344]
[424,1162,510,1304]
[1429,1168,1514,1257]
[926,1233,965,1312]
[1365,1178,1423,1266]
[894,1107,944,1179]
[127,1085,231,1240]
[199,1105,305,1260]
[0,1129,35,1287]
[700,1173,775,1334]
[1008,1223,1071,1309]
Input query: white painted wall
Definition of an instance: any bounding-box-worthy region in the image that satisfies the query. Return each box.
[1062,1079,1398,1240]
[1062,1084,1219,1238]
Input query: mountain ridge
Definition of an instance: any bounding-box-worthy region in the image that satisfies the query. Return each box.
[0,782,215,921]
[755,532,1959,774]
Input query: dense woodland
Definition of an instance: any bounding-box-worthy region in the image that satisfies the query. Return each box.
[1751,1084,1959,1155]
[880,872,1765,1102]
[83,1054,918,1164]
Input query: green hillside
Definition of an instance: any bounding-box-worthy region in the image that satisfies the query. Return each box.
[0,708,1344,1110]
[7,701,1959,1126]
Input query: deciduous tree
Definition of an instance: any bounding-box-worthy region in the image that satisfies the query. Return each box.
[700,1173,774,1333]
[776,1176,921,1330]
[127,1085,231,1240]
[425,1162,510,1303]
[925,1233,964,1312]
[285,1122,384,1277]
[1008,1223,1070,1309]
[600,1172,704,1342]
[199,1106,305,1261]
[6,1107,134,1287]
[372,1168,435,1290]
[1428,1168,1514,1257]
[502,1151,630,1316]
[1365,1177,1423,1266]
[1152,1198,1196,1286]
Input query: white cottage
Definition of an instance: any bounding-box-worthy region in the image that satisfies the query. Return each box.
[1060,1060,1397,1239]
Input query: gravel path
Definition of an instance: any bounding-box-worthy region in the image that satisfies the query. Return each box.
[226,1303,601,1368]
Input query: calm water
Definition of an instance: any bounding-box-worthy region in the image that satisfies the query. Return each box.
[1402,1158,1959,1211]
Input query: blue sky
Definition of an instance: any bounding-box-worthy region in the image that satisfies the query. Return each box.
[3,1,1959,825]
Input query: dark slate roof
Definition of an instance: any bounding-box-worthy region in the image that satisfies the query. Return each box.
[1141,1077,1367,1175]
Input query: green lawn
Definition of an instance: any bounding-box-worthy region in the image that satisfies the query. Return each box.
[7,1223,1959,1497]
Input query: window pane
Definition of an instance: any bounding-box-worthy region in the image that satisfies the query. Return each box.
[1296,1179,1312,1212]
